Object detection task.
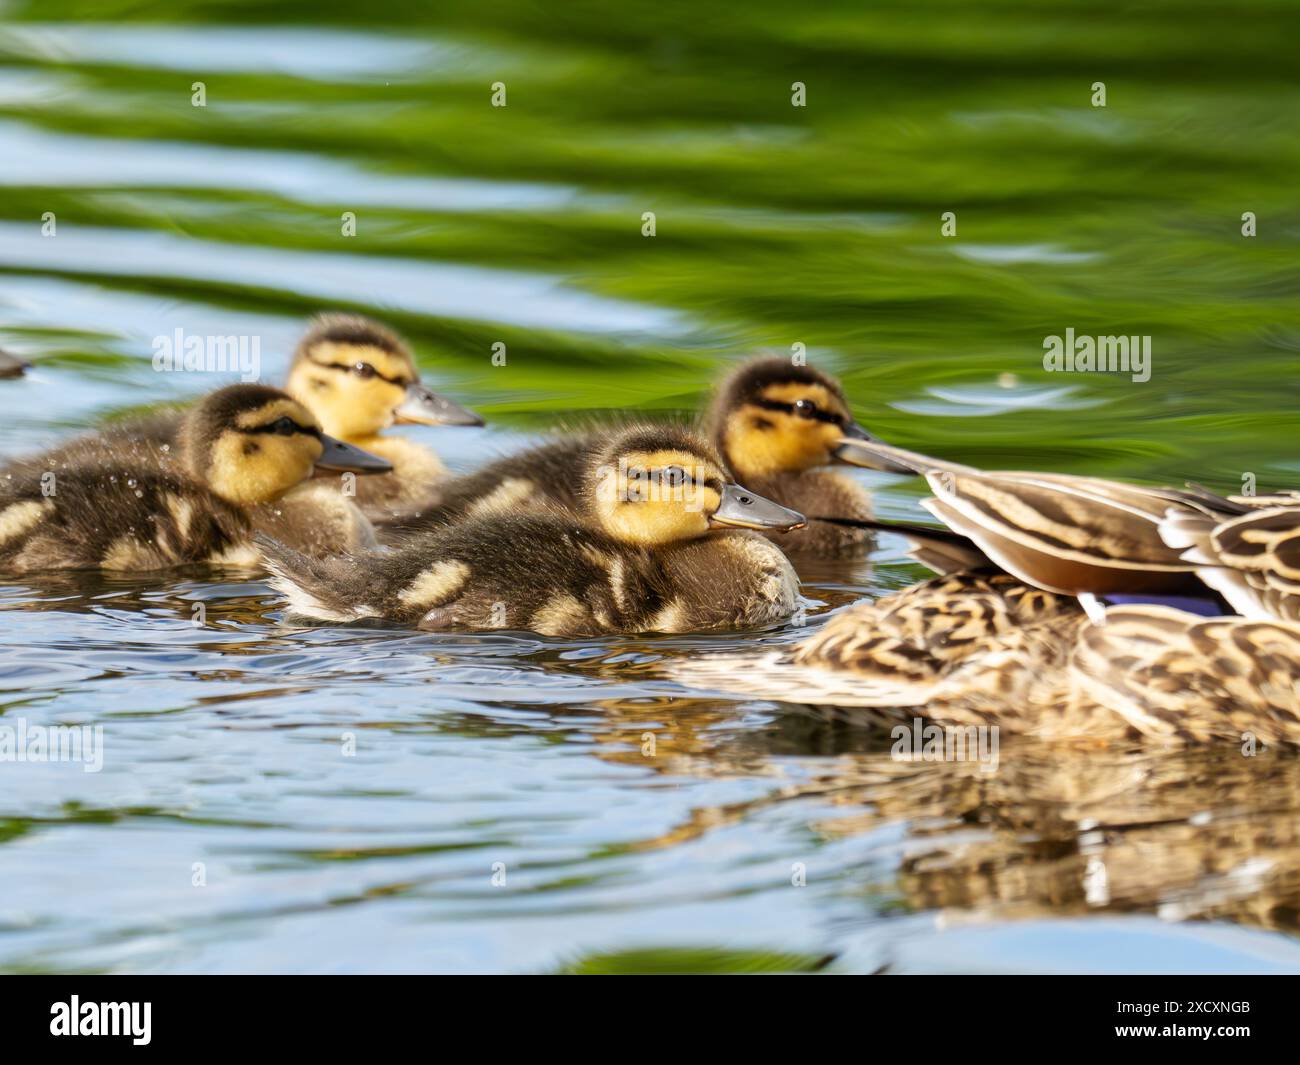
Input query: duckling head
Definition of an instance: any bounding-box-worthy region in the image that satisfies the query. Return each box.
[181,384,392,506]
[707,356,881,479]
[586,425,806,547]
[285,313,482,441]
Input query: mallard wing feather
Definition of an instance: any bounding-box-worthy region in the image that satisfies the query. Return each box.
[1161,503,1300,621]
[836,437,1240,595]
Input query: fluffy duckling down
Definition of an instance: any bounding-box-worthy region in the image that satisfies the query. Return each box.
[285,314,482,520]
[260,425,807,637]
[0,384,389,573]
[376,355,879,554]
[40,314,481,529]
[704,356,879,554]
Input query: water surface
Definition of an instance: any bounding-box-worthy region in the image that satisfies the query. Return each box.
[2,0,1300,973]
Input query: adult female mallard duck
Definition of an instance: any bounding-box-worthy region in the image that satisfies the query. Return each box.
[376,355,880,552]
[258,425,807,636]
[0,384,389,573]
[675,449,1300,746]
[1161,497,1300,621]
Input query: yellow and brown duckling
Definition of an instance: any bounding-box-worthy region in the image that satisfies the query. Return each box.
[376,355,879,553]
[285,314,482,520]
[259,425,806,636]
[704,356,878,554]
[40,314,481,524]
[0,384,389,574]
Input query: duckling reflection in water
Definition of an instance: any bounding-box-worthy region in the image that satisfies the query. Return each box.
[259,425,806,636]
[0,384,389,573]
[378,355,878,554]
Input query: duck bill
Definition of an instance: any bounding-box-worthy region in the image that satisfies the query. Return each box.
[832,425,916,474]
[709,483,806,532]
[394,382,483,427]
[314,434,393,476]
[0,354,31,379]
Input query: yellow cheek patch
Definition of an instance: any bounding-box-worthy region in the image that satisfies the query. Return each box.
[590,447,726,546]
[290,345,407,440]
[598,498,712,546]
[724,385,849,477]
[206,430,319,506]
[286,363,335,400]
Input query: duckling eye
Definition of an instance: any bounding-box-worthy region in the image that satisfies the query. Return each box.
[352,362,377,380]
[793,398,818,418]
[270,416,298,436]
[661,465,687,487]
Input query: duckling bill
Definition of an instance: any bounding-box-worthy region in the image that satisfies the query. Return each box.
[260,426,806,636]
[0,384,389,573]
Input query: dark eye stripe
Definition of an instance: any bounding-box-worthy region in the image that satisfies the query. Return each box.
[753,398,844,425]
[306,356,411,387]
[626,467,717,491]
[244,419,321,438]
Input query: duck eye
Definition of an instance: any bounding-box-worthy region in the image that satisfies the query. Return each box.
[271,416,298,436]
[352,362,377,380]
[661,466,687,487]
[793,398,818,418]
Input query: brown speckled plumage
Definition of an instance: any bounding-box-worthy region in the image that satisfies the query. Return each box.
[261,425,801,636]
[0,385,377,572]
[678,563,1300,747]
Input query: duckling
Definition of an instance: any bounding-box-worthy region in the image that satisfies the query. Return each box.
[259,426,806,636]
[0,384,389,573]
[38,314,481,524]
[376,356,880,553]
[285,314,482,520]
[704,356,880,554]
